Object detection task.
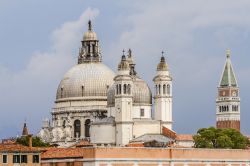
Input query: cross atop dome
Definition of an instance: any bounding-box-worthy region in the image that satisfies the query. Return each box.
[88,20,92,31]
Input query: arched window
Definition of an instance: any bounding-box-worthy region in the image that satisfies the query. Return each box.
[163,84,166,95]
[116,84,118,95]
[61,87,64,98]
[87,44,90,53]
[62,120,66,128]
[85,119,91,138]
[92,43,95,54]
[81,85,84,97]
[127,84,131,94]
[74,120,81,138]
[227,106,229,112]
[158,84,161,95]
[167,84,170,95]
[123,84,127,94]
[155,85,158,95]
[119,84,122,94]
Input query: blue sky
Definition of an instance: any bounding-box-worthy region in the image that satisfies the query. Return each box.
[1,0,250,138]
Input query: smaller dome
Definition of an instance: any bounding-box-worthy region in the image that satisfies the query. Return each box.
[107,77,152,107]
[83,31,98,41]
[83,20,98,41]
[157,56,168,71]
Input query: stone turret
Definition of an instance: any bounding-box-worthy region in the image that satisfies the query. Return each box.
[114,51,133,146]
[153,52,173,130]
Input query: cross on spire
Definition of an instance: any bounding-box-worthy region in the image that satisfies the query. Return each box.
[161,51,164,57]
[122,49,125,56]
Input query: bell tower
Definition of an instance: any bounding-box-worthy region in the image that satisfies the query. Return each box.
[216,49,240,131]
[114,52,133,146]
[153,53,173,130]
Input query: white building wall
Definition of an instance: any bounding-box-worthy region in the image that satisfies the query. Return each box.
[176,140,194,148]
[90,124,115,145]
[132,106,152,119]
[116,123,133,146]
[107,107,116,117]
[55,100,107,108]
[132,121,161,138]
[115,98,133,122]
[154,97,172,129]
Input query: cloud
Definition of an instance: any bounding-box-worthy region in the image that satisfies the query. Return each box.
[0,8,99,138]
[2,0,250,138]
[105,0,250,133]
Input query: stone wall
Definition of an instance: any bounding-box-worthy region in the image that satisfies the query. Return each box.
[41,147,250,166]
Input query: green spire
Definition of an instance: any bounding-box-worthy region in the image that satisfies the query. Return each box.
[219,49,238,87]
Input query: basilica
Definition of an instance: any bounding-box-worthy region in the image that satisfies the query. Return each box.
[38,21,173,147]
[38,20,241,147]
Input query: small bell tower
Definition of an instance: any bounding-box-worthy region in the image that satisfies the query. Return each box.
[114,51,133,146]
[153,52,173,130]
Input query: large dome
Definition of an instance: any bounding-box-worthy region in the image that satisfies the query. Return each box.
[56,63,115,101]
[107,77,152,106]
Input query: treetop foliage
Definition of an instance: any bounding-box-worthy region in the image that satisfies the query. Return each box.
[193,127,250,149]
[16,136,50,147]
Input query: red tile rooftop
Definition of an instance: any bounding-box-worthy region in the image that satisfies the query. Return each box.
[41,148,84,159]
[175,134,193,141]
[0,143,41,152]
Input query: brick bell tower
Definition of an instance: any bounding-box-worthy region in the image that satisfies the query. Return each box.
[216,49,240,131]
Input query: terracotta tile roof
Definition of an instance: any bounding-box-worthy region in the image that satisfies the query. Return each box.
[41,148,84,159]
[1,139,16,144]
[0,143,41,153]
[162,127,177,139]
[126,142,144,147]
[175,134,193,141]
[69,140,93,148]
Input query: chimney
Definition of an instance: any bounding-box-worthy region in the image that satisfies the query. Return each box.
[28,134,33,148]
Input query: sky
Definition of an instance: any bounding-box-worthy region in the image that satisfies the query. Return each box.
[1,0,250,139]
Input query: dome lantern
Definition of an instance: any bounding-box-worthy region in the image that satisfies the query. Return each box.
[157,51,168,71]
[78,20,102,64]
[118,50,130,72]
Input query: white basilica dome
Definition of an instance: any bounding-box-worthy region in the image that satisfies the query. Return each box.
[56,63,115,101]
[107,76,152,107]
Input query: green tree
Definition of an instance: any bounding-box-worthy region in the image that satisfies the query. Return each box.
[216,135,233,148]
[16,136,50,147]
[193,127,249,149]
